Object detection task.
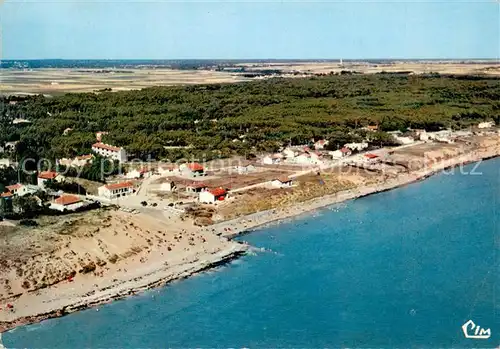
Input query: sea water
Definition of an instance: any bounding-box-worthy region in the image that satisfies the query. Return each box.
[4,159,499,348]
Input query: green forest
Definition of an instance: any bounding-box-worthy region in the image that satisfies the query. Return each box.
[1,73,499,162]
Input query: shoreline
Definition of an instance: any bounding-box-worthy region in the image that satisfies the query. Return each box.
[1,145,498,334]
[210,148,499,239]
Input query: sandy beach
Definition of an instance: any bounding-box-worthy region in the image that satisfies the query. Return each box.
[0,135,498,333]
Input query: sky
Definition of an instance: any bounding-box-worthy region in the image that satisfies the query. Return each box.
[1,0,499,60]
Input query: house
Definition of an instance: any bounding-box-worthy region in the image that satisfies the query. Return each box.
[160,181,177,192]
[91,142,127,163]
[37,171,64,188]
[362,125,379,132]
[50,195,85,212]
[364,153,379,162]
[340,147,352,157]
[478,121,495,129]
[185,182,208,194]
[1,191,13,199]
[180,163,205,177]
[5,184,40,197]
[18,184,40,196]
[314,139,329,150]
[98,182,135,199]
[126,168,152,179]
[6,184,22,196]
[199,188,228,204]
[58,154,93,168]
[236,162,256,174]
[262,154,282,165]
[271,176,293,188]
[345,142,368,152]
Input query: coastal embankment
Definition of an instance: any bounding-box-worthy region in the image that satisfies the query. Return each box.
[1,135,498,333]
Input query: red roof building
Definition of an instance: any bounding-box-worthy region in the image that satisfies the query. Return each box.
[54,195,82,206]
[187,163,204,172]
[340,147,351,154]
[6,184,22,191]
[208,188,227,197]
[1,192,13,198]
[364,153,379,159]
[104,181,134,190]
[92,142,120,152]
[38,171,59,180]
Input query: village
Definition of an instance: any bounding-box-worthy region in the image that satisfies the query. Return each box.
[0,120,497,226]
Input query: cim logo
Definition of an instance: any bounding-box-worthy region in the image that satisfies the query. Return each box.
[462,320,491,339]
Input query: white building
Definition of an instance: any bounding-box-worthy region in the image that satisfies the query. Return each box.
[199,188,227,204]
[50,195,85,212]
[91,142,127,163]
[262,154,281,165]
[6,184,39,197]
[345,142,369,152]
[58,154,93,168]
[478,121,495,129]
[236,163,256,174]
[314,139,329,150]
[160,181,177,192]
[125,168,152,179]
[179,163,205,177]
[98,181,135,199]
[271,176,293,188]
[37,171,64,188]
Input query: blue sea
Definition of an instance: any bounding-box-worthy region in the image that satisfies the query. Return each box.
[3,159,499,348]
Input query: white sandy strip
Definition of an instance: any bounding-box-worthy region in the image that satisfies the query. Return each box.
[0,333,5,349]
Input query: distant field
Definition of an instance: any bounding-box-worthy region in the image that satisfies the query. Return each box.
[0,68,250,96]
[1,61,499,96]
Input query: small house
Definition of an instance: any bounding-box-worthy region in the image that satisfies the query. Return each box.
[271,176,293,188]
[98,181,135,199]
[199,188,228,204]
[37,171,64,188]
[6,184,22,196]
[236,162,256,174]
[340,147,352,157]
[478,121,495,129]
[180,163,205,177]
[185,181,208,194]
[160,181,177,192]
[314,139,329,150]
[50,195,84,212]
[364,153,379,162]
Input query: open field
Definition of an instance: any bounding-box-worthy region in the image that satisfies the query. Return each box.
[2,61,499,95]
[0,69,250,96]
